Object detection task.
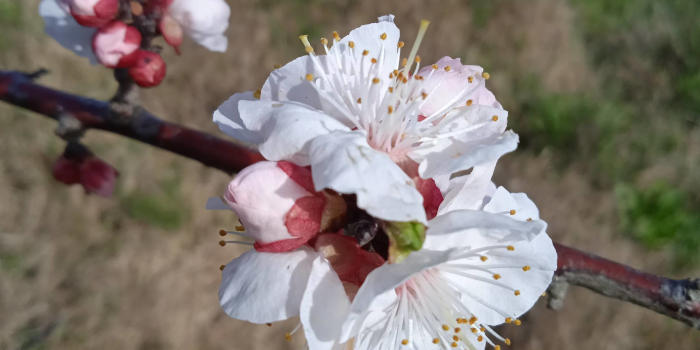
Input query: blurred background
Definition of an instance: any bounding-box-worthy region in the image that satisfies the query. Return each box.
[1,0,699,349]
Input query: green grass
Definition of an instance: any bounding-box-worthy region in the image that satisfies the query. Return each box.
[121,176,189,230]
[616,182,700,269]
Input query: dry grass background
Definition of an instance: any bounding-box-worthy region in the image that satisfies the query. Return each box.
[1,0,698,349]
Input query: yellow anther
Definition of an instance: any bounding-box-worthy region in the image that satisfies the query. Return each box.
[388,87,394,93]
[332,31,340,41]
[509,209,516,215]
[398,41,405,48]
[452,335,459,341]
[235,225,245,231]
[454,327,461,333]
[494,345,501,350]
[402,77,408,83]
[468,76,474,83]
[415,55,421,63]
[432,64,438,70]
[493,274,501,280]
[305,73,314,81]
[542,292,548,297]
[348,41,355,49]
[362,49,369,56]
[421,92,428,99]
[444,66,451,72]
[466,99,473,106]
[505,317,512,324]
[469,316,477,325]
[527,218,533,221]
[253,90,261,100]
[218,229,227,236]
[320,37,328,46]
[482,72,490,79]
[371,58,377,64]
[506,245,515,251]
[480,256,488,262]
[372,77,380,84]
[401,57,408,67]
[470,327,477,333]
[298,35,314,54]
[432,338,440,344]
[505,338,512,346]
[514,319,522,326]
[477,336,483,342]
[218,240,226,246]
[273,64,281,69]
[514,290,521,296]
[219,264,225,271]
[480,326,485,332]
[492,115,499,122]
[522,265,531,271]
[401,339,409,345]
[451,342,458,348]
[380,32,387,40]
[356,97,362,104]
[284,333,292,341]
[442,324,450,331]
[388,106,393,114]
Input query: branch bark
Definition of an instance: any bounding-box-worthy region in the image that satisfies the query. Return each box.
[1,69,698,328]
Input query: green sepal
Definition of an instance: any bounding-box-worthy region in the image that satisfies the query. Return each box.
[383,221,426,263]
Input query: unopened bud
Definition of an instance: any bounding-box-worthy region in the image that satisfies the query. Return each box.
[67,0,119,27]
[79,156,119,197]
[159,14,183,51]
[128,50,167,87]
[92,21,142,68]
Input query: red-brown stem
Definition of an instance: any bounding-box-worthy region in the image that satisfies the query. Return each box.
[0,70,264,173]
[1,70,698,328]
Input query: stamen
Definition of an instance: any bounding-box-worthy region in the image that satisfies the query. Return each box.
[401,339,408,345]
[415,55,421,63]
[298,35,314,54]
[442,324,450,331]
[492,115,499,122]
[362,49,369,56]
[273,64,281,69]
[332,31,340,41]
[451,342,458,348]
[219,264,225,271]
[402,19,430,75]
[506,245,515,251]
[372,77,380,84]
[380,32,387,40]
[454,327,461,333]
[513,319,522,326]
[493,274,501,280]
[509,209,516,215]
[505,338,512,346]
[432,64,438,70]
[522,265,531,271]
[218,229,227,236]
[218,240,226,246]
[398,41,405,48]
[444,66,451,72]
[482,72,490,79]
[357,97,362,104]
[514,290,521,296]
[505,317,512,324]
[480,256,488,262]
[348,41,355,48]
[401,58,408,67]
[320,37,328,46]
[371,58,377,64]
[306,73,314,81]
[253,90,261,99]
[432,338,440,344]
[468,76,474,83]
[466,99,473,106]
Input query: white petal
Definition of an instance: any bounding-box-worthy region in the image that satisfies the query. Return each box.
[205,196,230,210]
[169,0,230,52]
[261,55,351,124]
[219,247,318,323]
[308,131,427,223]
[248,102,350,165]
[301,256,351,350]
[39,0,98,63]
[444,233,557,325]
[483,186,541,221]
[424,210,546,251]
[414,130,519,179]
[437,162,497,214]
[332,15,400,81]
[213,91,263,144]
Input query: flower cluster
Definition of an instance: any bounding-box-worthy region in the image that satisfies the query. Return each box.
[213,15,557,350]
[39,0,229,87]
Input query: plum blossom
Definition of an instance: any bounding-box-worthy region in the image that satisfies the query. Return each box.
[92,21,141,68]
[65,0,119,27]
[163,0,230,52]
[214,15,518,225]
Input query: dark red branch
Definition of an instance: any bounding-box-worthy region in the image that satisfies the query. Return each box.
[0,70,264,173]
[1,69,698,328]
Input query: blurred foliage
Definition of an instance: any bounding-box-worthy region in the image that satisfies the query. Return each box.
[120,176,189,230]
[507,0,700,266]
[616,182,700,268]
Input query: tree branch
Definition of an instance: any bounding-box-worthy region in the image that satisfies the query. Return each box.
[1,69,698,328]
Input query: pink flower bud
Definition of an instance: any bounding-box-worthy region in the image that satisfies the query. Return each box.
[52,157,81,185]
[92,21,142,68]
[67,0,119,27]
[127,50,167,87]
[159,14,183,52]
[79,156,118,197]
[51,144,119,197]
[417,56,500,116]
[224,161,341,253]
